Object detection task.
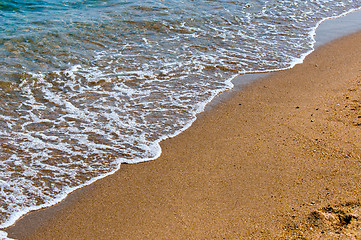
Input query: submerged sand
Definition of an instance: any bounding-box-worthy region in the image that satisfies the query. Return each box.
[5,30,361,240]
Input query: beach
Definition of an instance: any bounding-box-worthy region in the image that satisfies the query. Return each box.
[2,1,361,237]
[4,25,361,239]
[0,11,361,239]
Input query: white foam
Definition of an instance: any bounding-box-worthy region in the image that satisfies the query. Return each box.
[0,230,16,240]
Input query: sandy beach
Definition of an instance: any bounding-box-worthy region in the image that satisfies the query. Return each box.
[4,28,361,239]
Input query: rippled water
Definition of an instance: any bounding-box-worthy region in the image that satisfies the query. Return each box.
[0,0,360,229]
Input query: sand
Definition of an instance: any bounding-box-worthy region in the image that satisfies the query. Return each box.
[5,30,361,240]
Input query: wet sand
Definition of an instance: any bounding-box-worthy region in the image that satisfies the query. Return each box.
[5,29,361,240]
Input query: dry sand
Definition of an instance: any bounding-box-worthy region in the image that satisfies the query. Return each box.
[5,30,361,240]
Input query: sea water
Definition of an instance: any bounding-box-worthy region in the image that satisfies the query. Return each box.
[0,0,360,230]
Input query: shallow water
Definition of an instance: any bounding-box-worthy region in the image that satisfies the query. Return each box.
[0,0,360,229]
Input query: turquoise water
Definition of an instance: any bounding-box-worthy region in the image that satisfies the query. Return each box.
[0,0,360,229]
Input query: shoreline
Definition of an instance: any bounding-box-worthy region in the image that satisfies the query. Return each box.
[207,8,361,111]
[4,12,361,240]
[0,8,360,234]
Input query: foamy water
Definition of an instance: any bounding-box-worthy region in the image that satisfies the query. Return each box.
[0,0,361,231]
